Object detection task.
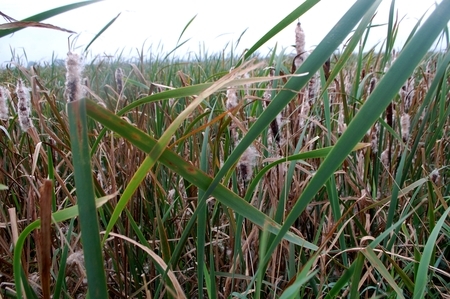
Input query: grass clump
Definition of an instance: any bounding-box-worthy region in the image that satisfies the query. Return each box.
[0,0,450,298]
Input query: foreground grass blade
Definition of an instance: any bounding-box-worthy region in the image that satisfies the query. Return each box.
[361,247,405,298]
[0,0,103,38]
[67,98,108,298]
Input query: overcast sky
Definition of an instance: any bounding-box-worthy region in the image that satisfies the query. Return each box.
[1,0,443,64]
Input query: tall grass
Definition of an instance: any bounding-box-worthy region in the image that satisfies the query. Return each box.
[0,0,449,298]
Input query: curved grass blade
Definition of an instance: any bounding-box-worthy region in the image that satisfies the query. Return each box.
[84,13,121,53]
[0,21,75,33]
[106,232,187,299]
[0,0,103,38]
[360,247,405,299]
[100,61,267,244]
[319,1,380,98]
[244,143,369,203]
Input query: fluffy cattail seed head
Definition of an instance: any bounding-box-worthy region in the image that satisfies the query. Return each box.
[370,125,378,154]
[263,67,275,103]
[226,68,239,111]
[115,68,124,94]
[400,113,410,142]
[307,72,319,105]
[381,148,390,167]
[295,22,305,56]
[226,86,238,111]
[16,79,33,131]
[337,103,346,135]
[65,53,83,102]
[237,146,258,182]
[0,86,9,120]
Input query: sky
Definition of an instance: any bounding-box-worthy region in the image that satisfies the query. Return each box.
[0,0,444,64]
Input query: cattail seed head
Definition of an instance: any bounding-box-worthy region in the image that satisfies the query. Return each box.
[400,113,410,142]
[307,72,319,105]
[430,169,440,185]
[292,53,304,73]
[65,53,83,102]
[16,79,33,131]
[381,148,389,167]
[115,68,124,94]
[400,77,415,113]
[337,103,346,135]
[226,86,238,111]
[237,146,258,182]
[0,86,9,120]
[295,22,305,56]
[226,68,239,111]
[368,76,377,95]
[370,125,378,154]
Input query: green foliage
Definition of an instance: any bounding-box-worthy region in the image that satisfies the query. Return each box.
[1,0,450,298]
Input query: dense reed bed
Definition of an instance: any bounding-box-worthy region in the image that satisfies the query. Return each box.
[0,0,450,298]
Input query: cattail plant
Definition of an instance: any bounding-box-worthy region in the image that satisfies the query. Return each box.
[381,148,390,168]
[226,69,240,145]
[430,168,440,185]
[263,67,282,146]
[292,22,306,73]
[367,76,377,96]
[115,67,124,95]
[400,77,415,113]
[237,145,258,194]
[16,79,33,131]
[65,51,108,297]
[65,53,83,102]
[400,112,410,143]
[0,86,9,120]
[295,21,305,57]
[226,85,239,111]
[306,71,320,105]
[337,103,346,135]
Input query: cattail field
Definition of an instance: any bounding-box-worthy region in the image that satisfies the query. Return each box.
[0,0,450,298]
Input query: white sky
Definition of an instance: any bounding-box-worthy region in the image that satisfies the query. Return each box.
[0,0,443,64]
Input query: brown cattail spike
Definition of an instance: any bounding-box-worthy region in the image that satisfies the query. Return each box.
[368,76,377,96]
